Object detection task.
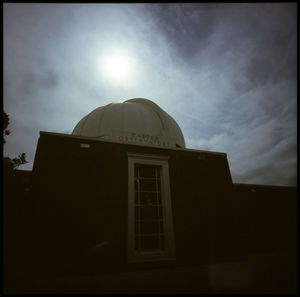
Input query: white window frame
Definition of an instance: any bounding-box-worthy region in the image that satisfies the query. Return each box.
[127,153,176,263]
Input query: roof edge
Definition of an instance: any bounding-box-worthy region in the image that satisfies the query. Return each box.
[39,131,227,157]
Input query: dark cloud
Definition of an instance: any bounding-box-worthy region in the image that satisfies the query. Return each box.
[140,4,220,60]
[17,69,58,96]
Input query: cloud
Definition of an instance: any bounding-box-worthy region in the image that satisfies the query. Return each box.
[186,87,297,187]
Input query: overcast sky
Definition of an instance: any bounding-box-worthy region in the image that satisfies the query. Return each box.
[4,3,297,186]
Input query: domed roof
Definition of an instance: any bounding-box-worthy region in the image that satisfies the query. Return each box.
[72,98,185,148]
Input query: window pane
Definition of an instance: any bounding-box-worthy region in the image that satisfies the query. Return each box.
[140,235,161,250]
[140,221,160,235]
[140,205,159,220]
[139,179,157,191]
[139,192,160,205]
[138,165,159,178]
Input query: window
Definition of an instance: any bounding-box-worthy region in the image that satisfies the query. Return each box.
[127,153,175,262]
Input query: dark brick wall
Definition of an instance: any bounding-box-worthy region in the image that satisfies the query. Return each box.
[232,184,297,292]
[233,184,297,255]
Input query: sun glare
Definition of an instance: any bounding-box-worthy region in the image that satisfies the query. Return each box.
[98,50,136,83]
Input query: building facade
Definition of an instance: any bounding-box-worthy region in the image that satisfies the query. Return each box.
[4,98,297,292]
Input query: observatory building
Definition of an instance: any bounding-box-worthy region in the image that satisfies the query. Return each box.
[4,98,297,293]
[32,98,234,266]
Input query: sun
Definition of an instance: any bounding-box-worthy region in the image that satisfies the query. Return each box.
[98,50,136,83]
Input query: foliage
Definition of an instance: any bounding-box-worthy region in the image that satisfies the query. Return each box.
[3,111,28,173]
[4,153,28,171]
[3,111,11,144]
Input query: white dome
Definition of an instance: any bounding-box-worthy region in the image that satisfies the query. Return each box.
[72,98,185,148]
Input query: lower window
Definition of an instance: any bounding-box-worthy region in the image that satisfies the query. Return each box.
[127,153,175,262]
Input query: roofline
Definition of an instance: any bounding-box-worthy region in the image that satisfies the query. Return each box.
[39,131,227,157]
[233,183,297,189]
